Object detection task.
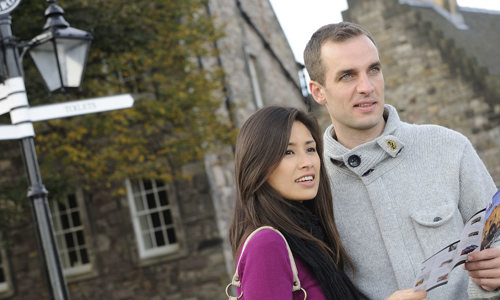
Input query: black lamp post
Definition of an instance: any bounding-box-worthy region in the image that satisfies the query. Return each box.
[0,0,93,299]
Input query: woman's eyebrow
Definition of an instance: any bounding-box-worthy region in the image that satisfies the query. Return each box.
[288,139,315,146]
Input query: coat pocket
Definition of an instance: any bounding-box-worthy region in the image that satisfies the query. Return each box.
[411,203,455,227]
[410,203,462,258]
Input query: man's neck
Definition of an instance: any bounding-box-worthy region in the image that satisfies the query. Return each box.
[332,120,386,149]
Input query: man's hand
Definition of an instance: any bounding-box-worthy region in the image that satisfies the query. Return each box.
[464,247,500,291]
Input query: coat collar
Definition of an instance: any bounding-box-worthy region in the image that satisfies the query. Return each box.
[324,105,405,177]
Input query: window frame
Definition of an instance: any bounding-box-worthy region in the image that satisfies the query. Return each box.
[246,53,265,109]
[50,188,94,278]
[125,178,181,260]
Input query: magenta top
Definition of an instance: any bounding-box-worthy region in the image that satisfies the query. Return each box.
[236,229,326,300]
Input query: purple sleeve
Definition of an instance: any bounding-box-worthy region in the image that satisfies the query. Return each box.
[237,229,294,300]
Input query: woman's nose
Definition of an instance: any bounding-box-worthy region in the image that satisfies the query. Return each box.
[299,155,314,168]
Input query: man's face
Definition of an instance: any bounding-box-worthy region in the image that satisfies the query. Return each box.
[310,35,385,142]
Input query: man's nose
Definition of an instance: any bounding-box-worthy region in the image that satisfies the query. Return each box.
[357,73,374,94]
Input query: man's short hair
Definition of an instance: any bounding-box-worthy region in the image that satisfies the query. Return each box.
[304,22,376,85]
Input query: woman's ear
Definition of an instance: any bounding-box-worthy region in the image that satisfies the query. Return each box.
[309,80,327,105]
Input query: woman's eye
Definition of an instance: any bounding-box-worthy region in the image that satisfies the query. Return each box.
[307,147,317,153]
[285,150,293,155]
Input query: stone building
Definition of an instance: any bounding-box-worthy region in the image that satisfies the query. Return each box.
[2,0,500,299]
[338,0,500,184]
[0,0,306,299]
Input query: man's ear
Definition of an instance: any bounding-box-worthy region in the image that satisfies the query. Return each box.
[309,80,326,105]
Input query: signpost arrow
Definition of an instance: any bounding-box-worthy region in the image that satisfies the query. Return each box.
[10,94,134,124]
[0,123,34,140]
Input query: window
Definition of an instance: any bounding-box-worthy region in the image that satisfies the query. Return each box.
[51,189,92,277]
[126,178,179,259]
[247,54,264,108]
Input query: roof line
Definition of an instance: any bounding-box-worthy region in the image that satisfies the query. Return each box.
[399,0,468,29]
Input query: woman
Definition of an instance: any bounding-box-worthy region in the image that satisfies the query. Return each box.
[228,106,426,300]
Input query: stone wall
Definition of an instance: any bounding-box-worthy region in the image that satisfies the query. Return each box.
[209,0,306,124]
[342,0,500,184]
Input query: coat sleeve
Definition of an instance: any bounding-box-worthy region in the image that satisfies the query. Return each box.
[237,229,295,300]
[458,138,500,299]
[458,137,496,221]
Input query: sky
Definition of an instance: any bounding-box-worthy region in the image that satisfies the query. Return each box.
[269,0,500,64]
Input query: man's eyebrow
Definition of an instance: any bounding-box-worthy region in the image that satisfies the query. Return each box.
[335,68,355,79]
[369,61,382,69]
[335,61,382,79]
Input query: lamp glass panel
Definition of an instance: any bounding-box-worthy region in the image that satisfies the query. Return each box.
[55,38,89,88]
[29,42,61,92]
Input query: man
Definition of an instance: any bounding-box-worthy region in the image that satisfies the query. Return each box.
[304,22,500,300]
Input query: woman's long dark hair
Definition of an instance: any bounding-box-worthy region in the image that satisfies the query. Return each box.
[229,106,358,298]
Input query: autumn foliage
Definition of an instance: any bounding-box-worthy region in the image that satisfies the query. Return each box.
[7,0,235,198]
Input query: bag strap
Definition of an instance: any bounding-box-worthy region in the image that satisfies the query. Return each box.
[225,226,307,300]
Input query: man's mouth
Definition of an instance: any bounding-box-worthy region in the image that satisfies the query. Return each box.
[354,102,375,107]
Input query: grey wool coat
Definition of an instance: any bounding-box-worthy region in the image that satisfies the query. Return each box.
[323,104,499,300]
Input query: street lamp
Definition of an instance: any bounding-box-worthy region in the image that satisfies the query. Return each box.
[0,0,93,299]
[28,0,92,92]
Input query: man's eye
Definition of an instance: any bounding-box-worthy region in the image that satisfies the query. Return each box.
[340,74,352,80]
[370,67,380,73]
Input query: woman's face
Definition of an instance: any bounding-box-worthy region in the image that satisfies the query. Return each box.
[267,121,321,201]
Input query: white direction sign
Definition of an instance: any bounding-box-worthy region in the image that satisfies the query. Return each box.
[0,78,134,140]
[0,123,34,140]
[0,81,25,115]
[0,92,26,115]
[10,94,134,124]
